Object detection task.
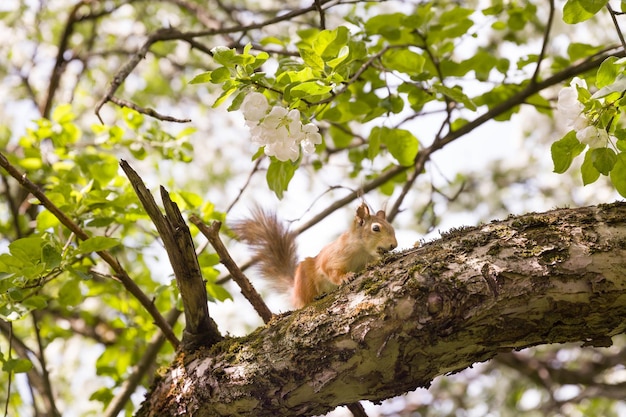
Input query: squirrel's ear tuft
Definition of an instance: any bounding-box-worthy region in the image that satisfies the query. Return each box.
[355,203,371,226]
[375,210,387,220]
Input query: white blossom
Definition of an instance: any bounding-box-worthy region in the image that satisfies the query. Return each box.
[240,92,269,122]
[576,126,609,149]
[266,140,300,162]
[239,92,322,162]
[300,123,322,154]
[557,77,588,130]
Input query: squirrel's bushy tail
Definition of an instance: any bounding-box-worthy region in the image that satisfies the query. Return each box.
[232,207,298,291]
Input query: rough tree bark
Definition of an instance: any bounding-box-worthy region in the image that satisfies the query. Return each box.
[136,202,626,417]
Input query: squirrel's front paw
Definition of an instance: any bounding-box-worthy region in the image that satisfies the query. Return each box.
[344,272,357,282]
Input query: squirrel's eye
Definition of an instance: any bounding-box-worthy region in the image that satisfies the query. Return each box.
[372,224,381,232]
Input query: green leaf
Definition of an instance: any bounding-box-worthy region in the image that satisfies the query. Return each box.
[266,159,297,199]
[432,84,477,111]
[3,358,33,373]
[596,56,619,88]
[42,243,61,269]
[364,13,405,40]
[206,282,232,302]
[581,150,601,185]
[76,236,120,254]
[373,127,419,167]
[610,153,626,196]
[36,210,60,231]
[122,108,144,130]
[591,147,617,175]
[382,49,425,75]
[563,0,608,24]
[329,125,353,148]
[213,84,238,108]
[58,278,83,307]
[568,43,605,61]
[299,48,324,72]
[551,131,586,173]
[9,237,44,263]
[189,71,213,84]
[288,81,333,99]
[21,295,48,310]
[210,67,232,83]
[51,104,75,124]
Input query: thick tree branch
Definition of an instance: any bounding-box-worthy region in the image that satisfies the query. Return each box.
[137,202,626,417]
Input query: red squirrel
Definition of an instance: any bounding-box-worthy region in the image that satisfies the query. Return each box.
[233,203,398,308]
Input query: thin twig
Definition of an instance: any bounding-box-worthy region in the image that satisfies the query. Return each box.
[0,152,180,349]
[41,0,88,118]
[31,314,60,417]
[226,157,264,213]
[531,0,555,85]
[109,96,192,123]
[607,3,626,53]
[315,0,326,29]
[190,215,274,324]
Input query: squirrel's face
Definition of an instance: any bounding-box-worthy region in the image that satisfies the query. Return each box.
[369,221,398,256]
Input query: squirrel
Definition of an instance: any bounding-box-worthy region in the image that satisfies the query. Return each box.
[232,203,398,308]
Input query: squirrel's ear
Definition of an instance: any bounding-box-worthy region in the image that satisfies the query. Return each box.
[356,203,370,226]
[375,210,387,220]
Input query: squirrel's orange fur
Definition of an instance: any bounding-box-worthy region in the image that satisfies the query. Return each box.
[233,203,397,308]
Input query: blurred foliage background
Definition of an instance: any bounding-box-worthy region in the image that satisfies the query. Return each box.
[0,0,625,416]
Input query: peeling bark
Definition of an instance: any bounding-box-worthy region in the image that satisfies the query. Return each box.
[136,203,626,417]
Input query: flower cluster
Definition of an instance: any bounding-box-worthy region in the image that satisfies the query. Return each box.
[240,92,322,162]
[557,77,609,149]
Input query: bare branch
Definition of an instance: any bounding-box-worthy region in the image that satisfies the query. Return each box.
[120,159,222,350]
[31,314,60,417]
[190,215,274,324]
[607,3,626,53]
[531,0,555,84]
[109,96,192,123]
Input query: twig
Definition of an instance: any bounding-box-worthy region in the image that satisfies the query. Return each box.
[3,321,13,417]
[531,0,555,85]
[41,0,88,118]
[120,159,222,350]
[226,157,264,213]
[0,173,23,238]
[294,164,406,234]
[315,0,326,29]
[190,215,274,324]
[104,308,182,417]
[95,27,186,123]
[31,314,60,417]
[607,3,626,53]
[0,151,180,349]
[347,402,369,417]
[109,96,192,123]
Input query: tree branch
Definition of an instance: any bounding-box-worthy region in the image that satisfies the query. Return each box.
[0,152,180,349]
[190,216,274,324]
[120,159,222,350]
[137,202,626,417]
